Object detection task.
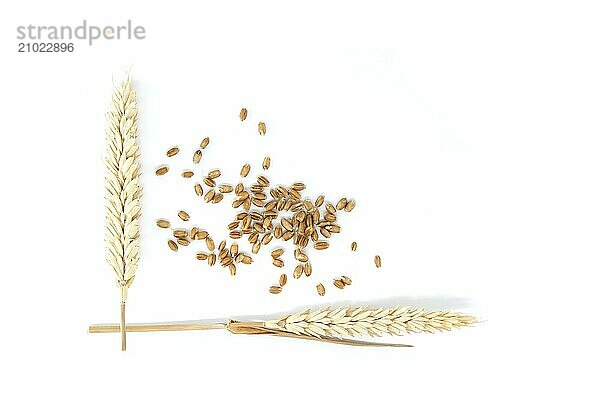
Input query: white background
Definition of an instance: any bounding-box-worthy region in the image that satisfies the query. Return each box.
[1,1,599,398]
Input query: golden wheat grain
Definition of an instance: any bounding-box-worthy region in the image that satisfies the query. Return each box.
[325,213,336,222]
[294,250,308,262]
[303,262,312,276]
[293,265,303,279]
[271,248,284,258]
[257,175,269,186]
[262,156,271,170]
[269,285,282,294]
[314,241,329,250]
[193,150,202,164]
[208,169,221,179]
[156,219,170,228]
[203,177,216,187]
[235,183,244,195]
[194,183,203,196]
[345,199,356,212]
[341,276,352,286]
[258,121,266,135]
[279,274,287,287]
[178,210,190,221]
[219,184,233,193]
[200,137,210,149]
[182,171,194,178]
[166,146,179,157]
[333,279,345,289]
[316,283,326,296]
[374,255,382,268]
[325,203,336,214]
[167,240,178,251]
[173,229,187,238]
[351,242,357,251]
[262,233,273,245]
[204,189,215,202]
[315,195,325,207]
[155,166,169,176]
[206,237,215,251]
[240,163,251,177]
[208,253,216,266]
[239,108,248,121]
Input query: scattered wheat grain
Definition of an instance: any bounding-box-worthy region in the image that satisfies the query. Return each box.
[269,285,282,294]
[258,121,266,135]
[374,255,382,268]
[200,137,210,149]
[156,219,170,228]
[156,166,169,176]
[166,147,179,157]
[240,164,251,177]
[262,156,271,170]
[316,283,325,296]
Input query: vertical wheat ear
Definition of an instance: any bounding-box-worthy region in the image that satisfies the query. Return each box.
[105,74,141,351]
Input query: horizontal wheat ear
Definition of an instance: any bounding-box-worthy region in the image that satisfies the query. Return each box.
[89,305,477,347]
[104,74,141,351]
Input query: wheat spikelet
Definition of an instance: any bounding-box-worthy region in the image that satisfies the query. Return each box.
[263,306,476,339]
[104,74,141,351]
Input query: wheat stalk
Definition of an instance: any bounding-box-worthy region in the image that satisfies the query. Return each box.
[104,74,142,351]
[90,306,476,347]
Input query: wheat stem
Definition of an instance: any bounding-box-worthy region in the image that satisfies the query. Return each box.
[120,302,126,351]
[89,322,227,333]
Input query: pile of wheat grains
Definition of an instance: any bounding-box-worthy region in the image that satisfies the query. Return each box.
[155,109,382,296]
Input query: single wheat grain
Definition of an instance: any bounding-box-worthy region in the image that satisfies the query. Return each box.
[316,283,326,296]
[178,210,190,221]
[269,285,282,294]
[258,121,266,135]
[200,137,210,149]
[374,255,381,268]
[193,150,202,164]
[166,147,179,157]
[156,219,170,228]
